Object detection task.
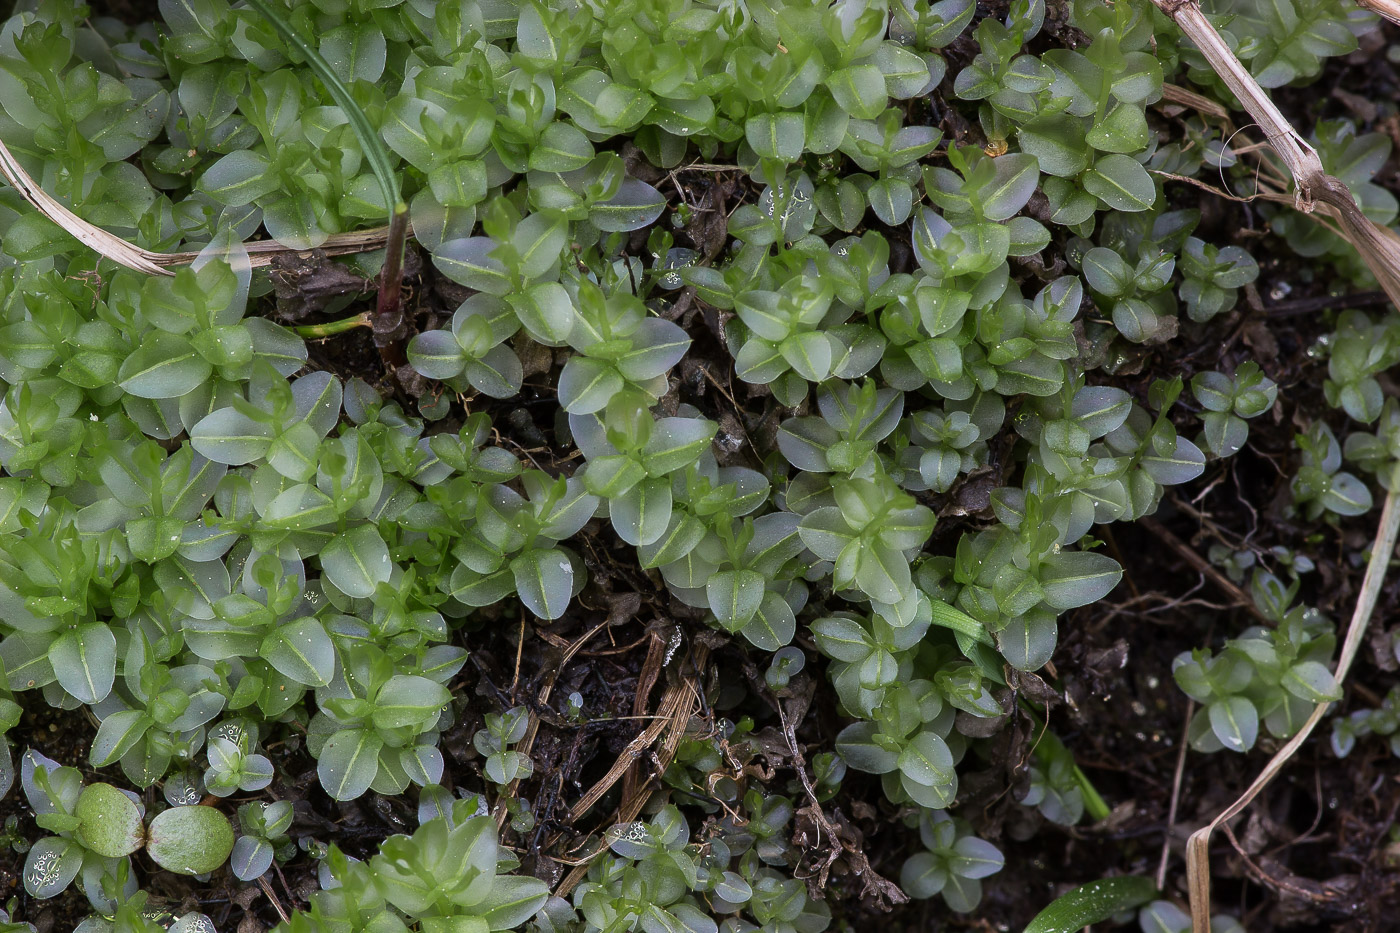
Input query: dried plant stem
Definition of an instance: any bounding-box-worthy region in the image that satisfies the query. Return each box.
[551,644,708,900]
[1355,0,1400,25]
[0,135,405,273]
[0,137,168,275]
[1156,699,1194,891]
[1183,478,1400,932]
[1149,0,1400,310]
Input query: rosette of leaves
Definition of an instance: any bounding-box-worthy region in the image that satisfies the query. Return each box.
[661,511,808,651]
[406,294,525,399]
[576,806,717,933]
[797,472,936,607]
[922,146,1047,269]
[72,433,225,566]
[203,719,274,798]
[1332,687,1400,760]
[776,379,903,479]
[231,800,293,882]
[553,278,690,415]
[307,643,451,800]
[0,500,135,707]
[727,165,821,248]
[1191,363,1278,458]
[474,706,533,787]
[1290,421,1374,520]
[636,446,773,577]
[813,610,937,717]
[728,275,862,407]
[275,800,546,933]
[447,471,598,620]
[1173,572,1342,753]
[1178,236,1258,323]
[1009,0,1163,221]
[895,392,1005,493]
[942,489,1123,671]
[1019,731,1089,825]
[834,677,965,810]
[87,631,226,789]
[723,790,797,867]
[1321,310,1400,424]
[1025,376,1208,534]
[899,811,1004,912]
[1007,380,1148,542]
[367,805,549,929]
[173,549,336,708]
[188,365,343,486]
[1079,244,1176,344]
[570,395,715,547]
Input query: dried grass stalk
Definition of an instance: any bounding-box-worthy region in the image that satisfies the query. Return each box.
[1150,0,1400,311]
[0,133,397,274]
[0,135,171,275]
[1147,5,1400,928]
[1354,0,1400,25]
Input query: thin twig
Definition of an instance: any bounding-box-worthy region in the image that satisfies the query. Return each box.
[256,876,290,924]
[776,697,843,884]
[1261,290,1392,318]
[1137,516,1271,625]
[1157,699,1195,891]
[1159,83,1231,120]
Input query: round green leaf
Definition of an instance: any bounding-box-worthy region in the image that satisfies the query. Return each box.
[260,618,335,687]
[318,728,384,801]
[146,805,235,876]
[1083,154,1156,212]
[76,783,144,858]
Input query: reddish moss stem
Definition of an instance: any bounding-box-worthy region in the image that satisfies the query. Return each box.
[373,203,410,368]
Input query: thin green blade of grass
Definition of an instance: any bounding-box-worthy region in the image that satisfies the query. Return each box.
[242,0,403,216]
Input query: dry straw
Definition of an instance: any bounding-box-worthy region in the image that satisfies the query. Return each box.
[0,134,397,274]
[1354,0,1400,25]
